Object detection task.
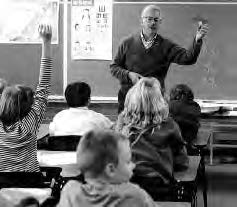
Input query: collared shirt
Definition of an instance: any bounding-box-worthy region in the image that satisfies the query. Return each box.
[49,106,113,136]
[140,32,158,49]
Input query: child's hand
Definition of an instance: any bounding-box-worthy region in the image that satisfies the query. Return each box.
[38,24,52,42]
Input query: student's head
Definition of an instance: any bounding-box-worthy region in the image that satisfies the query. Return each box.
[141,5,162,37]
[0,78,7,94]
[0,85,34,125]
[15,197,39,207]
[170,84,194,102]
[121,77,168,129]
[40,196,57,207]
[65,81,91,107]
[77,129,135,184]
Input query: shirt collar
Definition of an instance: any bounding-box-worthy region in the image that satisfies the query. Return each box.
[140,31,158,49]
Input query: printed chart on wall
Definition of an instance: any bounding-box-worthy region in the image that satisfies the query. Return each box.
[71,0,112,60]
[0,0,59,44]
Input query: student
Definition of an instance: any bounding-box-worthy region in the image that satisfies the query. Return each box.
[115,77,188,200]
[169,84,201,145]
[57,129,158,207]
[49,81,113,136]
[40,196,57,207]
[0,24,53,172]
[15,197,39,207]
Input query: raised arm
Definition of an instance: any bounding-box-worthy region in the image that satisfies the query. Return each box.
[167,37,203,65]
[38,24,53,87]
[23,24,53,133]
[168,22,208,65]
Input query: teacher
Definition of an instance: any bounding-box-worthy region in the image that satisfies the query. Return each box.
[110,5,208,113]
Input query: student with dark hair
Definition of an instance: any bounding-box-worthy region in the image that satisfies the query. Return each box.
[0,24,53,172]
[15,197,39,207]
[49,82,113,136]
[40,196,57,207]
[57,129,158,207]
[169,84,201,144]
[65,81,91,107]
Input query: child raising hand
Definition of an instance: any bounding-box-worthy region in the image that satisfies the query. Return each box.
[0,24,53,172]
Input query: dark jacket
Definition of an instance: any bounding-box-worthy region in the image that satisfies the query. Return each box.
[128,117,189,185]
[169,100,201,143]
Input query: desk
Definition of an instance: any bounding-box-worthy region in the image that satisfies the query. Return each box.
[209,124,237,165]
[0,188,51,205]
[156,202,190,207]
[37,151,79,177]
[38,151,201,207]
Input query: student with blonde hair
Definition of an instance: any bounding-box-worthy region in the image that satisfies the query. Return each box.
[0,24,53,172]
[115,77,188,200]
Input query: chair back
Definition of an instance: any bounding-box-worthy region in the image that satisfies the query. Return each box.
[37,134,81,151]
[0,167,62,189]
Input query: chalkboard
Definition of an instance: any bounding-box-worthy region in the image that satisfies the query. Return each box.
[2,2,237,100]
[68,2,237,99]
[0,3,64,95]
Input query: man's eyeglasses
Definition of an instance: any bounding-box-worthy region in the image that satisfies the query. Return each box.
[142,16,162,23]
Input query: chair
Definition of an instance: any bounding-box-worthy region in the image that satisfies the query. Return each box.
[131,156,201,207]
[37,134,82,191]
[209,125,237,165]
[0,167,63,203]
[186,130,211,207]
[37,134,81,151]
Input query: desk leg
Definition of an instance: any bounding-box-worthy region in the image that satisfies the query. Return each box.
[201,155,208,207]
[210,133,213,165]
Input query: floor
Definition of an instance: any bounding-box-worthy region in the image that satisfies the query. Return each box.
[196,160,237,207]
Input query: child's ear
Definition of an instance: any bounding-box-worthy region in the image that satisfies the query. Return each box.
[104,163,116,177]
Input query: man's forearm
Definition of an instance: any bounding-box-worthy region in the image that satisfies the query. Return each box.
[110,62,130,83]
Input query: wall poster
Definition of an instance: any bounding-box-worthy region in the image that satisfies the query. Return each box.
[71,0,112,60]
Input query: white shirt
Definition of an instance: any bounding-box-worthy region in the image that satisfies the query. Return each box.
[49,107,113,136]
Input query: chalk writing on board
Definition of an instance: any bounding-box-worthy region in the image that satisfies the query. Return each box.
[0,0,59,44]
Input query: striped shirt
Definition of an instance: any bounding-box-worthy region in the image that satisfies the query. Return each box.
[0,58,53,172]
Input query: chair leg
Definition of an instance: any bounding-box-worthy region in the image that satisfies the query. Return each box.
[201,156,208,207]
[209,134,213,165]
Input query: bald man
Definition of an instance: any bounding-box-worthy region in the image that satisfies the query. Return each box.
[110,5,208,113]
